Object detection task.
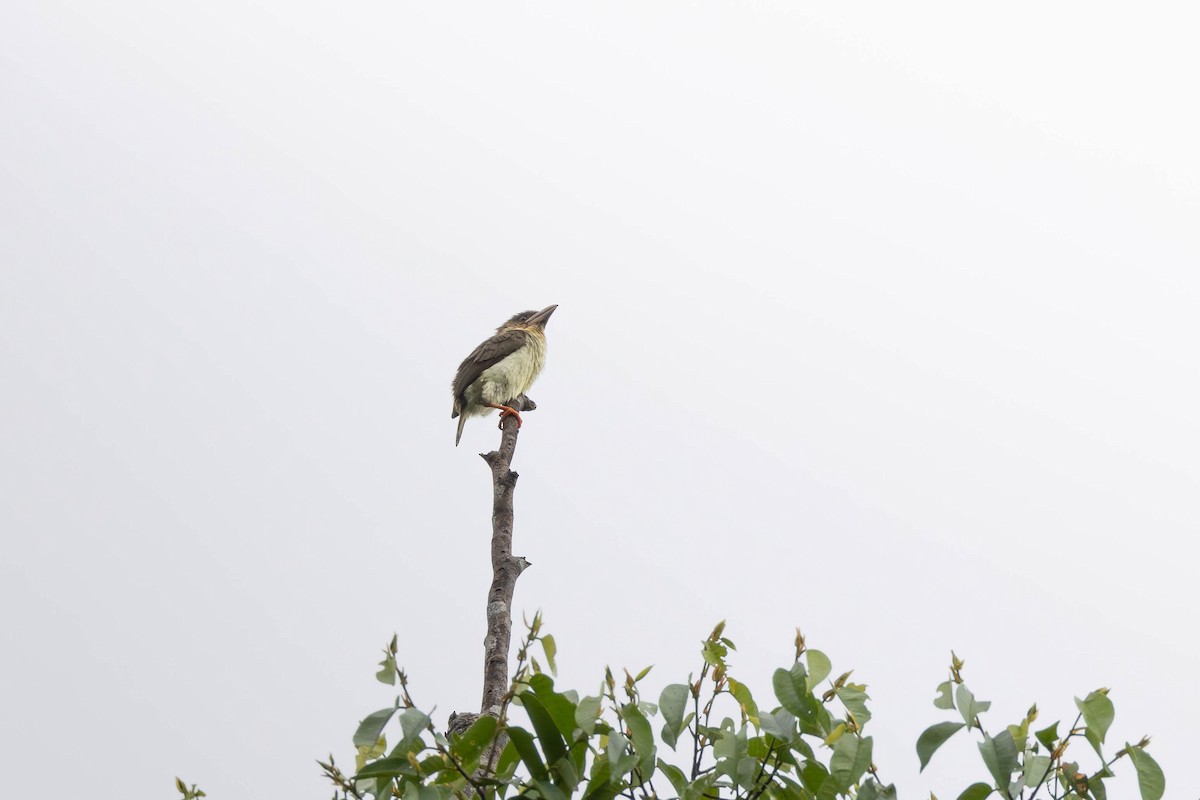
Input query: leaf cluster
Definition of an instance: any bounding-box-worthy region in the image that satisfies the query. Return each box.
[334,621,893,800]
[916,652,1163,800]
[309,622,1164,800]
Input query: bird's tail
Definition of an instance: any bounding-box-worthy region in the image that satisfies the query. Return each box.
[455,412,468,446]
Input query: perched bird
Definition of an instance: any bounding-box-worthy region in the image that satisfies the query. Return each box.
[446,711,480,739]
[451,305,557,446]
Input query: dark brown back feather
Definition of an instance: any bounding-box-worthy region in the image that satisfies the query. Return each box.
[451,328,529,416]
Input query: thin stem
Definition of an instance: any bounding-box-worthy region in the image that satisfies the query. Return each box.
[744,742,778,800]
[1026,711,1083,800]
[746,755,783,800]
[690,663,711,779]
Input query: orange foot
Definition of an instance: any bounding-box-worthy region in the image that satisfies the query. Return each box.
[485,403,523,429]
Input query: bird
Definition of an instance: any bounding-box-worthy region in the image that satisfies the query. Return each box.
[451,305,557,446]
[446,711,480,739]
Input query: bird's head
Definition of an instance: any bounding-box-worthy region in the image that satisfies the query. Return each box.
[499,304,557,332]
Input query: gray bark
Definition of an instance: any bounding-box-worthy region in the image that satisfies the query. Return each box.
[446,396,536,773]
[478,395,533,715]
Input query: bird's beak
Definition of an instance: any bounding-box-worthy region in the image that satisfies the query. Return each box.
[525,304,558,327]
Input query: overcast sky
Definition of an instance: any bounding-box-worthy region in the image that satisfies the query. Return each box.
[2,2,1197,798]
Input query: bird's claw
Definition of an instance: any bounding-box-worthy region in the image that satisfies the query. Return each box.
[496,405,523,429]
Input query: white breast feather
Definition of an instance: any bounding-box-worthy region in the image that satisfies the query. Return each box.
[477,336,546,407]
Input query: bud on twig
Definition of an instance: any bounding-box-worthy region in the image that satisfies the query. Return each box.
[950,651,965,684]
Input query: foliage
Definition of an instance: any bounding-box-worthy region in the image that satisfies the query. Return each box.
[309,619,1163,800]
[174,777,206,800]
[916,653,1163,800]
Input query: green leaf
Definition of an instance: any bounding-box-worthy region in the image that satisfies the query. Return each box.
[659,684,689,749]
[376,653,398,686]
[1023,755,1052,787]
[449,715,498,768]
[582,779,620,800]
[727,677,760,725]
[623,703,657,775]
[956,783,993,800]
[576,695,602,736]
[916,721,965,771]
[507,726,548,782]
[713,722,752,789]
[421,749,453,776]
[956,684,990,727]
[735,753,758,790]
[521,693,568,765]
[356,740,386,774]
[747,735,769,759]
[823,722,847,746]
[1075,691,1114,754]
[533,779,570,800]
[606,730,627,765]
[798,760,830,796]
[606,730,636,776]
[411,783,438,800]
[353,756,411,780]
[1034,722,1059,751]
[773,664,809,717]
[857,780,897,800]
[529,674,580,739]
[541,635,558,675]
[759,709,796,742]
[977,730,1018,790]
[829,735,873,791]
[1003,714,1032,753]
[815,779,839,800]
[787,739,814,767]
[657,758,687,796]
[1059,760,1079,792]
[771,773,806,800]
[837,685,872,727]
[1005,719,1029,755]
[495,738,521,778]
[353,706,398,748]
[635,664,654,682]
[583,757,616,800]
[1126,744,1165,800]
[805,650,832,692]
[933,680,955,710]
[682,772,719,800]
[398,708,430,749]
[701,639,728,667]
[552,753,583,792]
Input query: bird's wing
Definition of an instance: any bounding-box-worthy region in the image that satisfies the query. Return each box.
[451,328,529,412]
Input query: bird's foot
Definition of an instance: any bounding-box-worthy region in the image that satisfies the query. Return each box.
[486,404,523,429]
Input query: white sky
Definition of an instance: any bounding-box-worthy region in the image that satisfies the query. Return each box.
[2,2,1197,798]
